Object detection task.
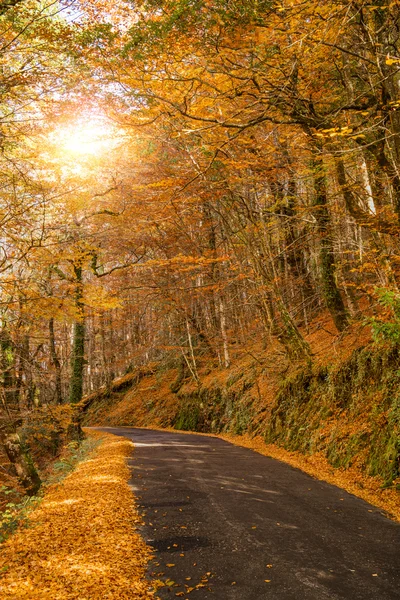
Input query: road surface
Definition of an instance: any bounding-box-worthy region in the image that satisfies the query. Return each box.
[95,427,400,599]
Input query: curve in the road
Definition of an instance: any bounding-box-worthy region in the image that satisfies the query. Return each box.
[95,427,400,600]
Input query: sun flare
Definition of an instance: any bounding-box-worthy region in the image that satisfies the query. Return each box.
[52,117,117,158]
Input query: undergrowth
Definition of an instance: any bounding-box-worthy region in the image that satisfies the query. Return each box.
[0,488,40,544]
[267,344,400,486]
[45,435,101,485]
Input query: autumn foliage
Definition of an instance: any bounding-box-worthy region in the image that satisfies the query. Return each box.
[1,0,400,499]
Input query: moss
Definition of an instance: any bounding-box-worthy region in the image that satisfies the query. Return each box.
[171,384,256,435]
[174,403,201,431]
[226,371,243,388]
[326,432,369,469]
[170,357,187,393]
[266,344,400,483]
[367,396,400,484]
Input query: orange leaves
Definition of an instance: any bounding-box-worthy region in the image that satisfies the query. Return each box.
[83,283,122,312]
[0,432,153,599]
[140,253,230,274]
[146,179,185,189]
[385,55,400,66]
[314,126,354,140]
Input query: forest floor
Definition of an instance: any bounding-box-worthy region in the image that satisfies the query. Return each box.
[0,431,154,600]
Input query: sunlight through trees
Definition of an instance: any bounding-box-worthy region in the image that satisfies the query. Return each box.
[0,0,400,495]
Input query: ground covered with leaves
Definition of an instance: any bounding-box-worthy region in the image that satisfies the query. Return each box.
[0,431,153,600]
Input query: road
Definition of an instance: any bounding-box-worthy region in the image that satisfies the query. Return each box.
[95,427,400,599]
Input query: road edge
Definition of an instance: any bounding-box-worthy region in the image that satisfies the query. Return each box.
[104,425,400,524]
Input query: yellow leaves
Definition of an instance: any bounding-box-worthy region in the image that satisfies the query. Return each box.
[0,432,153,599]
[386,99,400,110]
[146,179,182,189]
[385,55,400,66]
[314,125,371,143]
[314,126,352,139]
[83,284,122,311]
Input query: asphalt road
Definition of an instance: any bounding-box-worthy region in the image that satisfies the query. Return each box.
[95,427,400,599]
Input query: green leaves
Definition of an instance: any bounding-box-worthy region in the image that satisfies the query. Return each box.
[367,288,400,344]
[123,0,274,57]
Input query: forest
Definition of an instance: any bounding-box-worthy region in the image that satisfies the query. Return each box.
[0,0,399,513]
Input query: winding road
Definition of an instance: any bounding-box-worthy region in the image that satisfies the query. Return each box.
[95,427,400,599]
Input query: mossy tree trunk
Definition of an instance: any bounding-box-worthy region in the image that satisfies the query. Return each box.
[69,264,85,405]
[49,318,63,404]
[1,327,41,495]
[275,296,312,360]
[0,426,41,496]
[312,152,349,332]
[68,264,85,439]
[0,327,16,406]
[69,317,85,405]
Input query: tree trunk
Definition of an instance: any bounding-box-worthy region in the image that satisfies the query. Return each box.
[0,328,16,407]
[218,297,230,368]
[0,425,41,496]
[312,153,348,332]
[49,318,63,404]
[69,264,85,441]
